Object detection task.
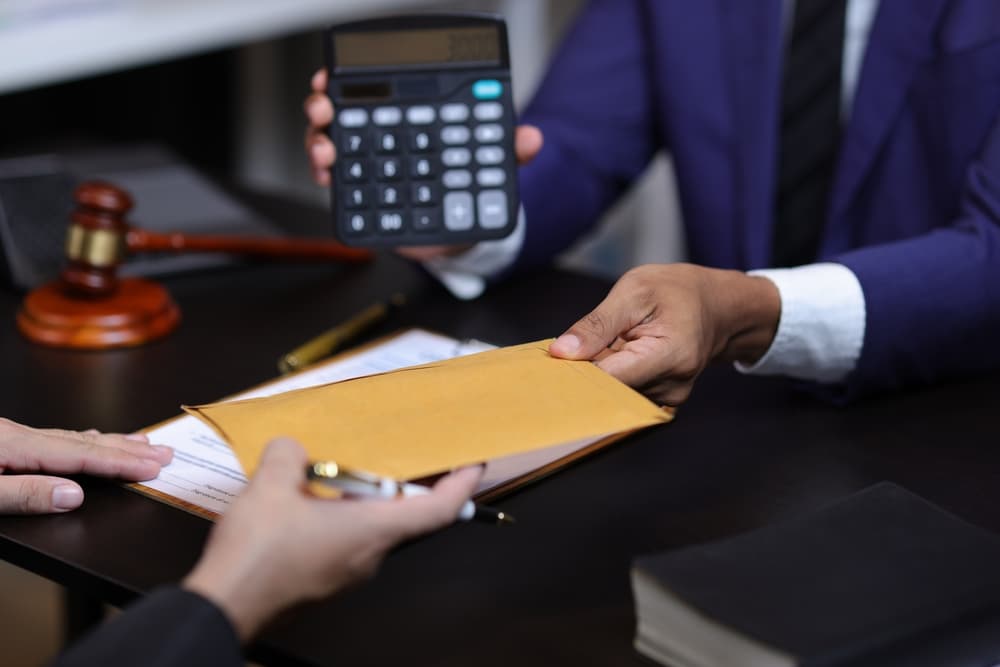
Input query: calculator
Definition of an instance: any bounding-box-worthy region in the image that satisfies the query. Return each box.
[324,14,519,247]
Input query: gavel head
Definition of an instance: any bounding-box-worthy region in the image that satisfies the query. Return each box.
[59,181,133,297]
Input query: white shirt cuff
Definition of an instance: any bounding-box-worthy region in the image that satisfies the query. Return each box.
[735,263,866,384]
[421,206,526,300]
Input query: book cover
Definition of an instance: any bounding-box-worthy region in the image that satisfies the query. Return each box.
[631,482,1000,666]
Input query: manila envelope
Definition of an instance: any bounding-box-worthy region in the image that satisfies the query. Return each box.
[184,340,672,480]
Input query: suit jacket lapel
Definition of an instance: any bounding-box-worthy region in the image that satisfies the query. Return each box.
[719,0,784,268]
[830,0,948,218]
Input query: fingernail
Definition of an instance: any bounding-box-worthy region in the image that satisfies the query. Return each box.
[52,485,84,510]
[554,334,580,353]
[152,445,174,462]
[128,459,162,481]
[125,433,149,442]
[310,141,324,161]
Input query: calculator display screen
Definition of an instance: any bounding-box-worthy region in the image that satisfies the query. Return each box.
[335,26,501,69]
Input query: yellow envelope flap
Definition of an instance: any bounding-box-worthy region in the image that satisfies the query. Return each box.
[184,340,672,480]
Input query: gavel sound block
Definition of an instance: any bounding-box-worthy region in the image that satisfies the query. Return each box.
[17,181,371,349]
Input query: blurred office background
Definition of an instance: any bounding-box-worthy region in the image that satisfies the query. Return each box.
[0,1,683,663]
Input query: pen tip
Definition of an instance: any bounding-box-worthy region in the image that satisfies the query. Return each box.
[497,512,516,525]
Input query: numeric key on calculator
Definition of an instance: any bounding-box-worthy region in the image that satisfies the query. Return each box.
[410,130,433,152]
[411,157,435,178]
[378,212,405,233]
[379,185,402,207]
[344,186,369,209]
[342,133,367,155]
[342,160,366,183]
[376,131,401,153]
[376,158,401,181]
[412,183,437,205]
[346,212,372,235]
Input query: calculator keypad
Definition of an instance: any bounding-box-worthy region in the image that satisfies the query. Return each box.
[332,81,515,245]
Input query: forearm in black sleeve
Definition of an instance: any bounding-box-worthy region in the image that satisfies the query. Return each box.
[50,587,243,667]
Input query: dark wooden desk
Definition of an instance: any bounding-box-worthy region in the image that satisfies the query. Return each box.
[2,196,1000,665]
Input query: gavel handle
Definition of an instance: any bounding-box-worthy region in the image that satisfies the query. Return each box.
[125,229,371,263]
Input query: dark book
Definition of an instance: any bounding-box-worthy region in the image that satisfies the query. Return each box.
[631,482,1000,667]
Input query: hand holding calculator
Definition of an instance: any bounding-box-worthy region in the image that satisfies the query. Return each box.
[324,14,521,247]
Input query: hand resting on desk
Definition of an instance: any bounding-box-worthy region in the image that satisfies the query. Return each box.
[0,418,173,514]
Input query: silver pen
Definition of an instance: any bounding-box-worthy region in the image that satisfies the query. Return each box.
[305,461,515,526]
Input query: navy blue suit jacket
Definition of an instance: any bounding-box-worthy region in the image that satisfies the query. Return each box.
[518,0,1000,400]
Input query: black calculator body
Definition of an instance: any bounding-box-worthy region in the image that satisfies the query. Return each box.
[324,14,519,247]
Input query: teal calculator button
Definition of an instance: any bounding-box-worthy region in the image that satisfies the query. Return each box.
[472,79,503,100]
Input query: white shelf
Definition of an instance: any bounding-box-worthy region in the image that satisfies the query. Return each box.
[0,0,436,94]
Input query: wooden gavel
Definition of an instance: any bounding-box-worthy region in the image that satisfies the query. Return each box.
[61,181,370,297]
[17,181,372,349]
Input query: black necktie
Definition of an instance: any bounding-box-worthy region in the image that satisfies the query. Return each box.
[772,0,847,267]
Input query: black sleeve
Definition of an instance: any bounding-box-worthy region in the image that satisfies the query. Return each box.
[50,587,244,667]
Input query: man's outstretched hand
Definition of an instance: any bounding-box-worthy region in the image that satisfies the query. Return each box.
[550,264,780,406]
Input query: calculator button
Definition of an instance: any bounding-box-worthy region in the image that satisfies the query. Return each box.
[338,108,368,127]
[473,102,503,121]
[442,169,472,189]
[410,130,433,152]
[377,212,405,233]
[406,106,436,125]
[376,158,401,181]
[477,190,508,229]
[412,183,437,205]
[440,103,470,123]
[476,168,506,187]
[376,131,401,154]
[410,157,435,179]
[345,212,372,235]
[441,125,471,145]
[342,160,367,183]
[342,132,367,155]
[475,146,505,165]
[372,106,402,126]
[472,79,503,100]
[412,208,441,232]
[442,148,471,167]
[474,124,504,143]
[343,186,370,209]
[444,192,475,231]
[378,185,402,207]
